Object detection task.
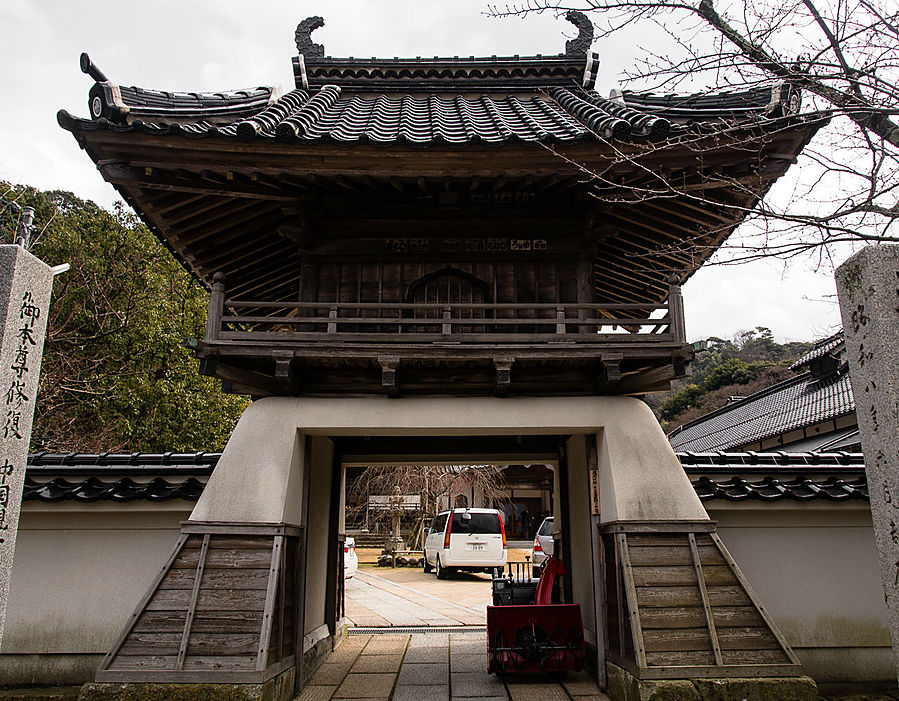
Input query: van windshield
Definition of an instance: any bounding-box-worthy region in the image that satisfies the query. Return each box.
[451,511,501,535]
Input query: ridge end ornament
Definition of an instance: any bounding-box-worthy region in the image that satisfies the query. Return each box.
[296,16,325,59]
[564,10,594,56]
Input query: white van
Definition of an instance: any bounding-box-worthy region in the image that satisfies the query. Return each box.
[423,508,507,579]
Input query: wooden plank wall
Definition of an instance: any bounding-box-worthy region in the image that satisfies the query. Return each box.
[308,261,580,307]
[602,525,801,680]
[97,529,301,683]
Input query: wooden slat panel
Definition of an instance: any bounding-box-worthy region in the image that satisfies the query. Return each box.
[627,546,693,567]
[174,548,272,569]
[636,585,748,608]
[632,566,697,587]
[639,607,707,630]
[187,633,260,656]
[158,570,197,590]
[118,633,182,656]
[627,535,690,548]
[202,569,270,590]
[701,566,737,586]
[132,611,188,633]
[717,627,781,650]
[644,650,716,667]
[704,585,752,607]
[720,649,791,665]
[710,606,765,629]
[628,545,725,567]
[181,655,257,672]
[109,655,179,671]
[132,610,265,634]
[147,588,267,612]
[642,628,712,653]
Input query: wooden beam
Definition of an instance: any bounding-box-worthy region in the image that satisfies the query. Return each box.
[378,355,400,397]
[493,356,514,397]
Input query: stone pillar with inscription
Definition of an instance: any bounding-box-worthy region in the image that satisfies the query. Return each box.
[0,244,54,649]
[836,244,899,681]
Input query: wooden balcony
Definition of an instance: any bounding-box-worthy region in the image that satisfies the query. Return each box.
[196,274,692,397]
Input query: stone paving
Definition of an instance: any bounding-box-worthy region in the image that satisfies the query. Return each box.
[345,569,489,627]
[298,632,609,701]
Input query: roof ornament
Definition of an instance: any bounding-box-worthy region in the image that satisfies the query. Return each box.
[295,16,325,58]
[564,10,594,56]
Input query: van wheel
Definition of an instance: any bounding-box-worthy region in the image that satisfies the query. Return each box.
[423,550,433,573]
[436,555,449,580]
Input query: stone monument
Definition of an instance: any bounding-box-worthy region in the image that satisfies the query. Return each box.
[0,215,58,648]
[836,244,899,681]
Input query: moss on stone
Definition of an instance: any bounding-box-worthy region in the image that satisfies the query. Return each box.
[78,683,265,701]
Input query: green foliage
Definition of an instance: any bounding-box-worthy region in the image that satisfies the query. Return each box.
[659,329,814,427]
[1,183,248,452]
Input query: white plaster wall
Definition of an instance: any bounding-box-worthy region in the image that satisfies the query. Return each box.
[565,434,596,643]
[192,396,706,526]
[709,504,893,683]
[0,504,188,684]
[304,436,334,636]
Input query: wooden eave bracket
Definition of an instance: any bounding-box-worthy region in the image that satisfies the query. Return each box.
[378,355,400,397]
[599,353,623,385]
[273,350,300,392]
[493,356,515,397]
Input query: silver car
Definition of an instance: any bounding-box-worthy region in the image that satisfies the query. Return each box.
[531,516,554,577]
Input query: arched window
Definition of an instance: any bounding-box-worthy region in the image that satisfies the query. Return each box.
[406,267,491,331]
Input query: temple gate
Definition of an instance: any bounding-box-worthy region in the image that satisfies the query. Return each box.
[58,12,823,699]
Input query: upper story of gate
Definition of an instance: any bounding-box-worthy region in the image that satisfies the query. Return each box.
[58,14,823,398]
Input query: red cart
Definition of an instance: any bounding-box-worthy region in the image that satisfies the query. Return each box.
[487,556,585,674]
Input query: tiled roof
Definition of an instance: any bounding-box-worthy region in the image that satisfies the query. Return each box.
[790,331,844,371]
[60,81,795,148]
[678,451,867,502]
[23,476,206,503]
[668,369,855,452]
[691,475,867,502]
[25,452,216,503]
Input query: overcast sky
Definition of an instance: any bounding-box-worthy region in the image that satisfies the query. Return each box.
[0,0,848,343]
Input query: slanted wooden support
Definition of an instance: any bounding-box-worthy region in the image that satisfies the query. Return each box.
[204,272,226,343]
[95,522,302,684]
[601,520,801,680]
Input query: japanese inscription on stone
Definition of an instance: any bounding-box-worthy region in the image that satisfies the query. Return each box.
[836,245,899,681]
[0,246,54,649]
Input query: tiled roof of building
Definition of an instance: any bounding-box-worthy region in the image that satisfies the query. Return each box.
[25,452,216,503]
[790,331,844,371]
[60,13,803,149]
[59,81,798,147]
[668,368,855,452]
[23,476,206,503]
[25,451,867,504]
[678,451,867,502]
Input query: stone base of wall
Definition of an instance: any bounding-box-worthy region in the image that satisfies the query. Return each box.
[78,667,296,701]
[605,661,819,701]
[0,654,103,687]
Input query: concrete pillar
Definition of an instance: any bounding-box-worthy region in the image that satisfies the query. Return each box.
[836,244,899,681]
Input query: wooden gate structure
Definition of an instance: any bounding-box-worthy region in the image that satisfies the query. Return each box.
[59,11,823,698]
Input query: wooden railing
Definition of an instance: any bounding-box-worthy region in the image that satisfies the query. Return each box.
[204,273,687,347]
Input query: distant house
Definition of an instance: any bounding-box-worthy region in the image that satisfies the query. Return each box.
[668,332,859,453]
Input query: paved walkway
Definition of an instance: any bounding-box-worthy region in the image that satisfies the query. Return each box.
[346,569,489,627]
[298,632,609,701]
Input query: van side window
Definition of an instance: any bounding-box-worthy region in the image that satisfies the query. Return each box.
[434,513,449,533]
[538,518,554,536]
